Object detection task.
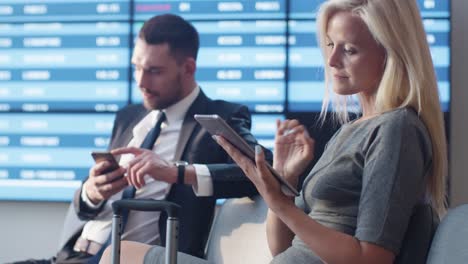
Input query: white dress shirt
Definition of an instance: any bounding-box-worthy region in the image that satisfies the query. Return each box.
[80,86,213,245]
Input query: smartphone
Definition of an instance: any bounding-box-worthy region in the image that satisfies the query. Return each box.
[91,151,121,174]
[194,114,299,197]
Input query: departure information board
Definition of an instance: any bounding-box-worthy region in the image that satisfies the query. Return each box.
[133,0,286,20]
[0,0,451,201]
[0,22,130,112]
[0,0,130,22]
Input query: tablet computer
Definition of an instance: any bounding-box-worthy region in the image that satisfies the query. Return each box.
[194,114,299,196]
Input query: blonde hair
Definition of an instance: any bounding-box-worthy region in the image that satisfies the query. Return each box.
[317,0,448,217]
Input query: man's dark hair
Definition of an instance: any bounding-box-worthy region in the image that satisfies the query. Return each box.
[139,14,199,62]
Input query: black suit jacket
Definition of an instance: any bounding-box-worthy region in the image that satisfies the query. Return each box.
[64,91,270,258]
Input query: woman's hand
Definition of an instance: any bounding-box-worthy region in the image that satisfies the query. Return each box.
[215,136,292,208]
[274,119,315,184]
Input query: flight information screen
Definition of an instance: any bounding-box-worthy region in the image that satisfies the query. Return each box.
[0,22,130,112]
[289,0,449,18]
[133,0,286,20]
[0,0,131,22]
[0,0,451,201]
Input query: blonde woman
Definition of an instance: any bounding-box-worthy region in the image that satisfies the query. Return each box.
[217,0,447,263]
[101,0,447,263]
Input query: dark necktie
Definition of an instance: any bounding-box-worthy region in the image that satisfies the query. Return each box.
[88,111,166,264]
[120,111,167,227]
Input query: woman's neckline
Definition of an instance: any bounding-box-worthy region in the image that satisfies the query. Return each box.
[344,107,411,127]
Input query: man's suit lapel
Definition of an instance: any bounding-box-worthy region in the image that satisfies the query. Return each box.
[174,91,210,161]
[113,106,150,153]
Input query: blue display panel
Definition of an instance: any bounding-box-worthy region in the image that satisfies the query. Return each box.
[251,114,283,150]
[418,0,450,18]
[287,20,324,112]
[0,113,277,201]
[0,0,451,201]
[0,0,131,22]
[134,0,286,20]
[426,19,450,111]
[290,0,324,19]
[0,113,114,201]
[290,0,450,19]
[0,22,130,112]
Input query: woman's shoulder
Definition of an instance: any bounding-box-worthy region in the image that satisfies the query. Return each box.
[366,107,424,131]
[365,107,431,145]
[338,107,428,145]
[343,107,421,132]
[332,107,428,149]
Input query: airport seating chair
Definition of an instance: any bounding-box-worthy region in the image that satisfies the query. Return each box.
[426,203,468,264]
[204,195,272,264]
[208,199,440,264]
[61,197,468,264]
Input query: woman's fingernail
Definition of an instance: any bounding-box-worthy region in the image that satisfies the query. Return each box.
[283,129,295,136]
[255,145,262,154]
[212,135,219,142]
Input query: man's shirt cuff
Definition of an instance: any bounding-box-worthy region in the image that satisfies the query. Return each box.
[81,187,104,209]
[192,164,213,196]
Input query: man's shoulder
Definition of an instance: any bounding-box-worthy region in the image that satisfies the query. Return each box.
[113,104,148,125]
[115,104,147,118]
[204,98,247,115]
[118,104,146,114]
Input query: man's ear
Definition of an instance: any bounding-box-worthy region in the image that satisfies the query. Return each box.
[183,57,196,76]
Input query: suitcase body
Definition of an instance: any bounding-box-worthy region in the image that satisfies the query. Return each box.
[111,199,181,264]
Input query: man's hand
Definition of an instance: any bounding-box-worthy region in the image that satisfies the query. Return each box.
[84,160,128,205]
[111,147,177,189]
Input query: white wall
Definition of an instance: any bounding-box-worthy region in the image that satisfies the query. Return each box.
[0,201,68,263]
[0,0,467,263]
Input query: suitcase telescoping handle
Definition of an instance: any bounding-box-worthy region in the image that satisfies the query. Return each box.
[111,199,181,264]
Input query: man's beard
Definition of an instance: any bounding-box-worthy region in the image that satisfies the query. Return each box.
[142,74,183,110]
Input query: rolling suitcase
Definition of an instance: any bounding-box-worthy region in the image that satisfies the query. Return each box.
[111,199,181,264]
